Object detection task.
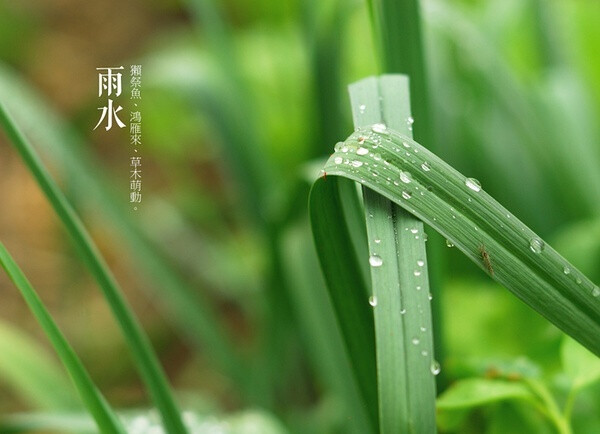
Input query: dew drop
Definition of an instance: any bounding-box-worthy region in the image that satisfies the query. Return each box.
[402,191,412,200]
[369,255,383,267]
[446,240,454,248]
[407,116,414,131]
[593,286,600,297]
[369,295,378,306]
[334,142,344,152]
[420,326,427,332]
[372,123,387,133]
[529,238,545,254]
[421,350,429,357]
[358,136,366,145]
[465,177,482,192]
[421,162,431,172]
[411,337,420,345]
[400,308,407,314]
[334,157,343,164]
[563,266,571,275]
[430,360,441,376]
[374,239,381,244]
[417,260,425,267]
[359,104,366,113]
[428,293,433,300]
[351,160,363,168]
[402,141,410,148]
[357,146,369,155]
[373,153,382,161]
[410,228,418,234]
[414,270,422,277]
[400,171,413,184]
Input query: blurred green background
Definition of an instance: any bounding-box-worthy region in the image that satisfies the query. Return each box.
[0,0,599,432]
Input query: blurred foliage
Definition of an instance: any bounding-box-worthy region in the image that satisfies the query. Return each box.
[0,0,599,432]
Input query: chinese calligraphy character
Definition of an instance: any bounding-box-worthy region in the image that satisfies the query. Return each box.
[96,66,124,97]
[94,98,125,131]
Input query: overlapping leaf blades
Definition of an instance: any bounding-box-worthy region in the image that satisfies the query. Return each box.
[311,126,600,359]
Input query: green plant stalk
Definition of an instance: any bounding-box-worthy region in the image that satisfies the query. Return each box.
[349,75,437,433]
[0,244,125,434]
[0,103,187,433]
[312,127,600,355]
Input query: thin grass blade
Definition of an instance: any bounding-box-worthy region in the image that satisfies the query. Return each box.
[0,244,125,434]
[0,103,187,433]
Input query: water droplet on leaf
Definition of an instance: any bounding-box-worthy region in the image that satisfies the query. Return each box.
[529,238,545,254]
[369,255,383,267]
[465,177,482,192]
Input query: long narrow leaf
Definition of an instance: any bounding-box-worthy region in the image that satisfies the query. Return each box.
[0,103,187,433]
[0,244,125,434]
[350,75,437,433]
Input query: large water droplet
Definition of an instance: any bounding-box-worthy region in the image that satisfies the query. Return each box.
[351,160,363,168]
[402,191,412,200]
[400,171,413,184]
[357,147,368,155]
[334,142,344,152]
[430,360,441,376]
[529,238,545,254]
[372,123,387,133]
[465,177,482,192]
[369,255,383,267]
[421,162,431,172]
[446,240,454,248]
[334,157,342,164]
[369,295,378,306]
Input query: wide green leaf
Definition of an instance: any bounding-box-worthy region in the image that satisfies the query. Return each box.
[311,125,600,356]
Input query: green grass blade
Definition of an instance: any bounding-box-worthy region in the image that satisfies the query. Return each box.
[0,103,187,433]
[314,126,600,356]
[0,321,80,411]
[309,176,379,429]
[349,75,437,433]
[0,244,125,434]
[282,222,373,434]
